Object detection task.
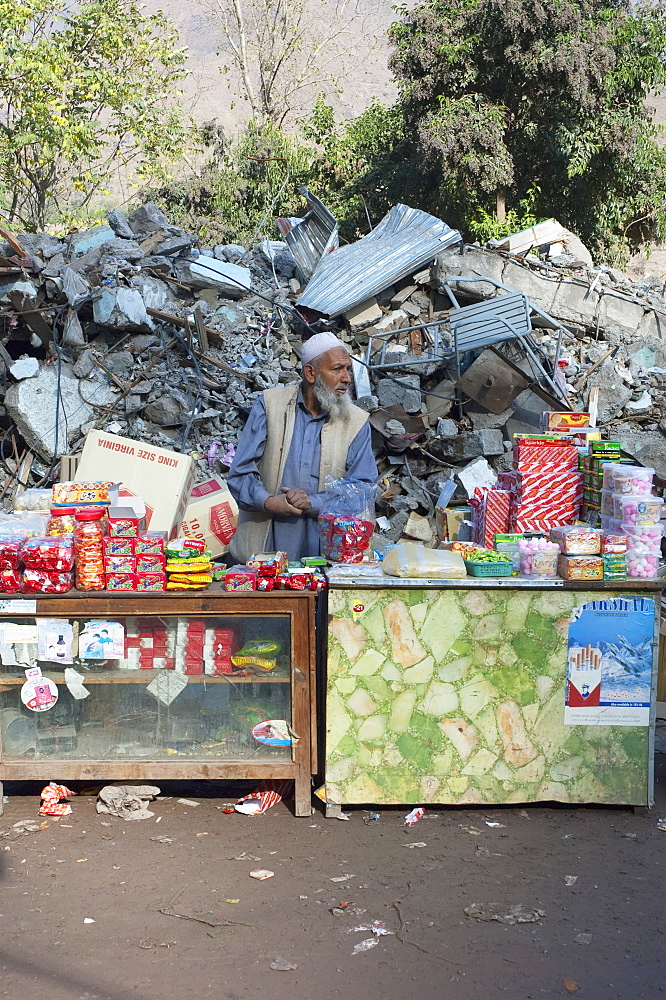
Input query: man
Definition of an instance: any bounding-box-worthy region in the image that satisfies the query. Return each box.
[227,332,377,562]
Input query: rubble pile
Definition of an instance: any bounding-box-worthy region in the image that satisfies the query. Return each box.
[1,196,665,543]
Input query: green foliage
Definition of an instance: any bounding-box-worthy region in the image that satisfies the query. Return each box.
[0,0,190,230]
[467,186,540,243]
[388,0,666,257]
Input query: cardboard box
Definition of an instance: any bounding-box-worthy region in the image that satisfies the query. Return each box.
[180,477,238,558]
[75,430,196,537]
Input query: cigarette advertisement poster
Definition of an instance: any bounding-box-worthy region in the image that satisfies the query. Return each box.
[565,596,655,726]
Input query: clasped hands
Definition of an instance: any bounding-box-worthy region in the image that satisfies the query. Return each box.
[264,487,313,517]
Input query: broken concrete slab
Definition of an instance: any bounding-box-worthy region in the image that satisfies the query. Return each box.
[92,287,151,330]
[69,226,114,256]
[468,405,515,429]
[0,278,37,306]
[5,364,117,460]
[345,297,382,330]
[426,378,455,424]
[586,361,632,424]
[9,357,39,380]
[178,258,252,297]
[99,238,144,262]
[457,457,497,497]
[376,375,422,414]
[436,418,458,438]
[435,429,504,461]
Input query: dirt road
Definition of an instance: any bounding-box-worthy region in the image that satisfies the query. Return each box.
[0,734,664,1000]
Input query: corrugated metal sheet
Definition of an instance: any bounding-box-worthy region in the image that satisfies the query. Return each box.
[296,204,462,317]
[276,187,338,281]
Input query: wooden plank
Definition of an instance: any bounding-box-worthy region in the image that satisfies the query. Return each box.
[194,306,209,353]
[0,224,27,258]
[145,307,224,345]
[0,760,300,781]
[0,672,290,685]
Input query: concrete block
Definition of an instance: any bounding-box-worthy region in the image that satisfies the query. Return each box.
[599,290,646,340]
[436,418,458,438]
[435,429,504,461]
[468,405,515,429]
[107,209,135,240]
[5,365,116,460]
[345,297,382,330]
[93,287,151,330]
[435,249,507,298]
[127,201,169,236]
[376,375,421,414]
[69,226,114,255]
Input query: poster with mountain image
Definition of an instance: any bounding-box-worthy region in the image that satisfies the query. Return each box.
[565,597,655,726]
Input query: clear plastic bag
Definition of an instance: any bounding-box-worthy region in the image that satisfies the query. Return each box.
[383,542,467,579]
[318,477,376,563]
[13,489,52,512]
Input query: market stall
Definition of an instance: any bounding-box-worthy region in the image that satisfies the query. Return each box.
[325,574,659,811]
[0,589,316,817]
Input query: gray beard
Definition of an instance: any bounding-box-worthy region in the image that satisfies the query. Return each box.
[313,374,353,418]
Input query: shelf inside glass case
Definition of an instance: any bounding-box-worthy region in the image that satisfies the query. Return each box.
[0,614,295,763]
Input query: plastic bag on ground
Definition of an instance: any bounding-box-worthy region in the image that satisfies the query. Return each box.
[383,542,467,579]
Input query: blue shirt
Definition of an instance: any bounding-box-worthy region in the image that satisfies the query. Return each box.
[227,388,377,560]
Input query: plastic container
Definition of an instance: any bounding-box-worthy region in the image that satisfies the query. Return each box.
[626,551,660,578]
[463,558,513,577]
[601,463,620,491]
[74,508,106,591]
[46,509,76,537]
[617,495,664,525]
[600,490,614,517]
[612,464,654,496]
[624,523,663,555]
[518,539,559,577]
[13,488,52,512]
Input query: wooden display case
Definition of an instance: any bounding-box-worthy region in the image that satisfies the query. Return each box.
[0,589,316,816]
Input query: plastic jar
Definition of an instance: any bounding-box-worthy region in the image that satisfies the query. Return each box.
[618,495,664,525]
[624,523,663,556]
[47,508,76,537]
[600,490,614,517]
[518,538,559,576]
[601,463,619,491]
[626,550,660,578]
[74,509,106,591]
[612,465,654,496]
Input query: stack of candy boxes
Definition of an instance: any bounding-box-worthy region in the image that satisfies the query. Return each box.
[498,435,583,532]
[600,463,663,579]
[104,531,167,592]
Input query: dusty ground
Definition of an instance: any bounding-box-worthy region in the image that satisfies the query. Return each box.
[0,729,664,1000]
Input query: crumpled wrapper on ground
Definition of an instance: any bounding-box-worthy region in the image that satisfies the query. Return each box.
[96,784,161,821]
[39,781,76,816]
[235,780,291,815]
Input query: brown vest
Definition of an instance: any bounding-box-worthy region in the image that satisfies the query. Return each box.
[230,384,369,562]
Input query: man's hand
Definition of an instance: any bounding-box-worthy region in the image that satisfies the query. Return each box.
[264,493,304,517]
[280,487,313,513]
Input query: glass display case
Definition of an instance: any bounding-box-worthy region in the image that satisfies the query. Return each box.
[0,590,315,816]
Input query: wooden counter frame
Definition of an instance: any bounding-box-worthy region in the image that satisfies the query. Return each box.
[0,588,317,817]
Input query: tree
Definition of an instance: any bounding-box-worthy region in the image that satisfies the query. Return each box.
[197,0,380,125]
[0,0,190,230]
[388,0,666,257]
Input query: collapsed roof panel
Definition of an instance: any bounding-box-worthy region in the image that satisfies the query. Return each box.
[276,187,339,281]
[296,204,462,317]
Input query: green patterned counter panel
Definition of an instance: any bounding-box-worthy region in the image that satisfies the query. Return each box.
[325,588,652,806]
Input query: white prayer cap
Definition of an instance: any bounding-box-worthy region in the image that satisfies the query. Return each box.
[300,332,349,367]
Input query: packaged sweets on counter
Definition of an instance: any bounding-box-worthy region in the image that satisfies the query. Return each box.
[74,509,105,591]
[224,566,258,591]
[105,573,137,591]
[135,531,167,555]
[602,553,627,579]
[21,536,74,572]
[52,481,113,507]
[601,533,627,554]
[557,553,603,581]
[616,495,664,525]
[611,465,654,496]
[624,523,663,556]
[165,537,207,559]
[0,537,23,570]
[21,569,73,594]
[0,568,22,592]
[247,552,288,574]
[103,537,135,556]
[14,488,52,512]
[550,525,601,554]
[46,509,76,536]
[626,550,660,578]
[136,571,166,592]
[104,555,136,574]
[518,537,559,576]
[136,553,166,573]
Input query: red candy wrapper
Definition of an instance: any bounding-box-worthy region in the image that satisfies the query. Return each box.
[21,569,73,594]
[135,531,167,555]
[39,781,76,817]
[103,537,135,556]
[104,555,136,574]
[0,538,22,570]
[136,553,165,572]
[0,568,22,593]
[21,536,74,572]
[319,514,374,563]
